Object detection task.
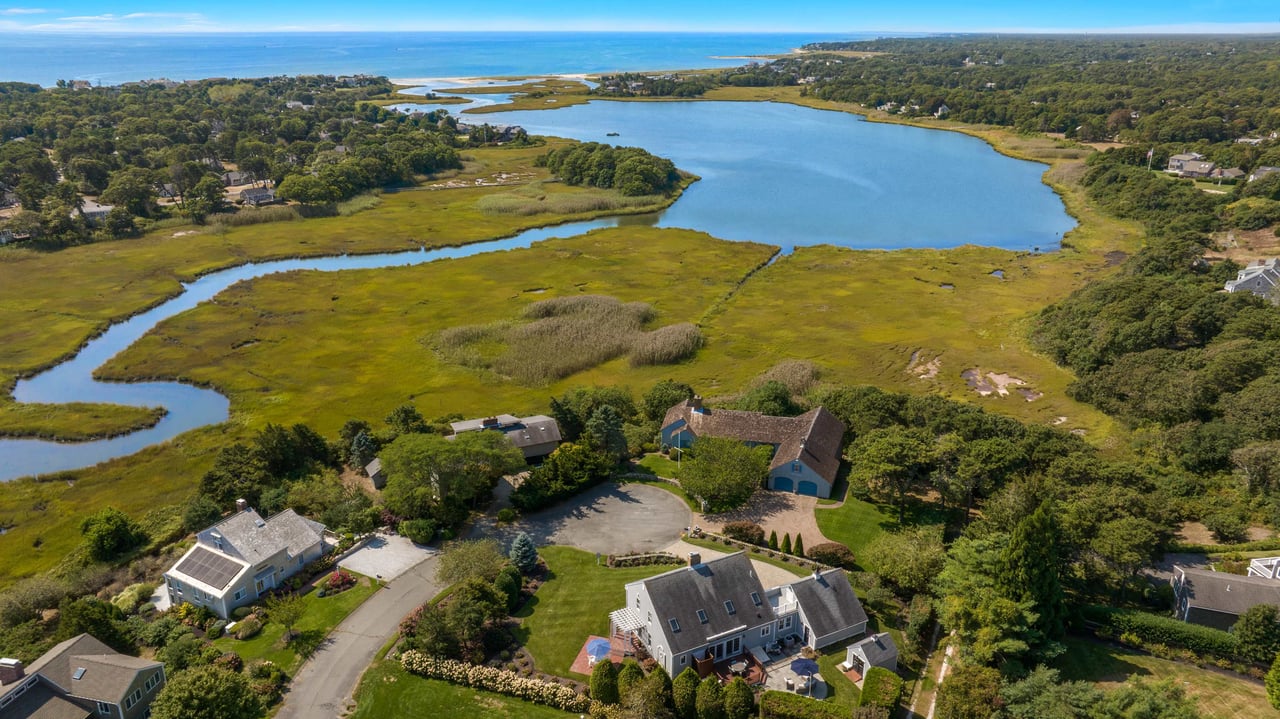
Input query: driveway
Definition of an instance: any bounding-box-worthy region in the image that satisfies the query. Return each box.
[471,482,692,555]
[698,490,832,547]
[275,555,444,719]
[339,532,436,582]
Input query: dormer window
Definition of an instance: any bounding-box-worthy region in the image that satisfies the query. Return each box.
[669,618,681,633]
[697,609,708,624]
[724,600,736,615]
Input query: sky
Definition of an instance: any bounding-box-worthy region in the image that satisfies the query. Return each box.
[0,1,1278,34]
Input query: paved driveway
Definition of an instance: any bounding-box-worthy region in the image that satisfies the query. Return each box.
[339,532,435,581]
[472,482,692,555]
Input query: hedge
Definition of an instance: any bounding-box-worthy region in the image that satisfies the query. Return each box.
[1081,605,1239,659]
[400,651,590,712]
[858,667,903,709]
[759,690,846,719]
[1169,537,1280,554]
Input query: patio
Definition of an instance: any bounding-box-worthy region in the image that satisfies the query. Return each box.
[755,642,829,700]
[568,635,631,676]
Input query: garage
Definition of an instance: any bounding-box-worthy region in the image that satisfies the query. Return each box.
[773,477,793,492]
[797,480,819,497]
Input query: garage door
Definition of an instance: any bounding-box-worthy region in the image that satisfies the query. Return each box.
[797,481,819,497]
[773,477,793,492]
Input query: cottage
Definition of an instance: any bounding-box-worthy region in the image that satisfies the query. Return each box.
[1211,167,1245,181]
[1224,258,1280,299]
[933,104,950,118]
[0,634,165,719]
[661,398,845,498]
[610,552,867,678]
[365,457,386,489]
[222,170,254,187]
[841,632,898,676]
[1249,166,1280,183]
[163,502,327,619]
[75,199,114,224]
[449,413,563,460]
[1172,566,1280,630]
[239,187,276,207]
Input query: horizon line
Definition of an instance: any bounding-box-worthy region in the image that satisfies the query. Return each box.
[2,26,1280,36]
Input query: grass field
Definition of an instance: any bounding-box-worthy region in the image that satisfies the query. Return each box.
[515,546,672,678]
[1053,637,1276,719]
[351,660,574,718]
[454,78,592,114]
[211,575,379,675]
[0,400,165,441]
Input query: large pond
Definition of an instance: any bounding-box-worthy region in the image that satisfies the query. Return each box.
[0,99,1074,481]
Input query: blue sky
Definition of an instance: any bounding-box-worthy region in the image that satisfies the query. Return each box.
[1,1,1278,33]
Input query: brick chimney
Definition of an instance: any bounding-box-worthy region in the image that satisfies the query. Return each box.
[235,498,248,513]
[688,551,701,567]
[0,657,24,684]
[690,396,703,412]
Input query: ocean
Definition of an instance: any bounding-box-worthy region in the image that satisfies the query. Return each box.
[0,31,872,87]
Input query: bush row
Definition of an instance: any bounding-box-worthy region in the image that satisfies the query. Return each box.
[605,553,686,568]
[759,690,847,719]
[400,651,590,712]
[1081,605,1239,659]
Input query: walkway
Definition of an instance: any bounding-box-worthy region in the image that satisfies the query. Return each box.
[275,554,443,719]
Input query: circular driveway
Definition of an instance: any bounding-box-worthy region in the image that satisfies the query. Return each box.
[474,482,692,555]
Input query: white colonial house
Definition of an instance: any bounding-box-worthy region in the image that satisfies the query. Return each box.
[163,502,327,619]
[610,551,867,678]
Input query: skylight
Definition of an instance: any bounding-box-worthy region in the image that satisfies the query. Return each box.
[669,618,681,633]
[697,609,709,624]
[750,592,762,607]
[724,600,736,615]
[73,667,86,680]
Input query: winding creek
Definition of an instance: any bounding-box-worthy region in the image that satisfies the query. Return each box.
[0,99,1075,481]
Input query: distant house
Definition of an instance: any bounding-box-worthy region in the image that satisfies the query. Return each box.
[1211,167,1245,181]
[1167,152,1206,174]
[610,551,867,678]
[156,183,179,200]
[1224,258,1280,299]
[1172,566,1280,630]
[75,199,114,224]
[239,187,276,207]
[1248,556,1280,579]
[365,458,386,490]
[0,633,165,719]
[933,104,950,118]
[163,502,327,619]
[841,632,898,676]
[1249,166,1280,183]
[222,170,254,187]
[449,414,562,461]
[284,101,314,111]
[661,398,845,498]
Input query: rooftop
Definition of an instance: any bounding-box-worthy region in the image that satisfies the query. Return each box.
[197,508,325,566]
[1177,566,1280,617]
[663,401,845,482]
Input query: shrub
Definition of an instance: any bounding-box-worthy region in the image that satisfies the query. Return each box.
[400,651,591,712]
[1083,605,1239,659]
[231,606,254,620]
[722,521,766,546]
[806,542,856,569]
[110,582,157,615]
[496,508,517,524]
[759,690,846,719]
[590,658,620,704]
[859,667,903,709]
[207,620,227,638]
[399,518,437,545]
[1203,510,1248,544]
[214,652,244,672]
[233,616,263,641]
[326,570,356,594]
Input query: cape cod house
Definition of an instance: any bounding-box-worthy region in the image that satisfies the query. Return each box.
[1172,565,1280,631]
[163,502,327,619]
[610,551,867,678]
[1224,258,1280,300]
[660,398,845,498]
[0,634,165,719]
[449,413,563,461]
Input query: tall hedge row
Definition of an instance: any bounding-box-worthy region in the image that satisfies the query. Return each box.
[1082,605,1239,659]
[759,690,846,719]
[859,666,904,709]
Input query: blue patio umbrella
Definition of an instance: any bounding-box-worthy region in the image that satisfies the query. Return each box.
[587,638,612,661]
[790,658,819,677]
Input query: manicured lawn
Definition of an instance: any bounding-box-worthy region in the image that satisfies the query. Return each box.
[351,660,573,719]
[814,497,897,558]
[211,575,379,675]
[1053,636,1277,719]
[816,644,861,710]
[636,453,681,479]
[516,546,673,678]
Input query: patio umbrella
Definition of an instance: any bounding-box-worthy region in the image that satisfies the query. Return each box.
[790,658,820,696]
[586,638,612,661]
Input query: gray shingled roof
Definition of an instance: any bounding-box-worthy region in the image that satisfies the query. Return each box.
[637,552,775,655]
[506,415,562,449]
[851,632,897,667]
[789,570,867,640]
[200,509,325,566]
[24,634,160,705]
[1178,566,1280,617]
[1,682,90,719]
[662,401,846,483]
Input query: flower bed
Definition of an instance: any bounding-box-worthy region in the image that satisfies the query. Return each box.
[400,651,591,712]
[325,569,357,595]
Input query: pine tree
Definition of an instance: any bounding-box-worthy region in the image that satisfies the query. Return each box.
[723,677,755,719]
[1267,653,1280,710]
[794,534,804,557]
[617,659,645,702]
[672,667,700,719]
[509,532,539,574]
[350,430,376,471]
[782,533,792,555]
[590,658,620,704]
[768,530,779,550]
[695,676,726,719]
[998,502,1066,642]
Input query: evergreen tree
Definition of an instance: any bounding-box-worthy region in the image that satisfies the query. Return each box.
[645,666,675,712]
[997,502,1066,642]
[617,659,645,701]
[794,534,804,557]
[1234,604,1280,664]
[782,533,792,555]
[695,676,726,719]
[585,405,629,462]
[550,396,584,442]
[590,658,620,704]
[350,430,377,471]
[769,530,779,550]
[723,677,755,719]
[672,667,700,719]
[509,532,539,574]
[1267,653,1280,710]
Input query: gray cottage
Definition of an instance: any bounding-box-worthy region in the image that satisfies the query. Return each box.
[449,413,563,460]
[1172,566,1280,631]
[1224,258,1280,299]
[661,398,845,498]
[842,632,898,676]
[163,504,327,619]
[239,187,276,207]
[611,552,867,678]
[0,634,165,719]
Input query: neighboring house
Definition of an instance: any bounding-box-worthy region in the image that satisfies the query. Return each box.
[1224,258,1280,299]
[1172,566,1280,630]
[1248,556,1280,579]
[1211,167,1245,181]
[156,183,179,200]
[221,170,254,187]
[365,458,386,490]
[0,634,165,719]
[164,503,327,619]
[1250,166,1280,183]
[75,199,114,224]
[239,187,276,207]
[611,551,867,678]
[449,414,563,460]
[1167,152,1207,174]
[660,398,845,498]
[933,104,950,118]
[284,101,314,110]
[841,632,898,676]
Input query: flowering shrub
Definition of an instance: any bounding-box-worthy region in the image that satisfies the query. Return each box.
[401,651,590,712]
[326,570,356,594]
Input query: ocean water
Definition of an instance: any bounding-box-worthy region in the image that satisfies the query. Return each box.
[0,31,862,87]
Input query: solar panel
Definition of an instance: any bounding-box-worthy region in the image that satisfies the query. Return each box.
[174,546,243,590]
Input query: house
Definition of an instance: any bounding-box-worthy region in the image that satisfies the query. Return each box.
[1172,566,1280,630]
[239,187,276,207]
[1167,152,1206,174]
[1249,166,1280,183]
[1248,556,1280,579]
[610,551,867,678]
[284,101,314,111]
[933,104,950,118]
[1211,167,1245,181]
[661,398,845,498]
[1224,258,1280,299]
[222,170,254,187]
[0,634,165,719]
[163,502,327,619]
[365,458,386,490]
[841,632,898,676]
[156,183,179,200]
[75,199,114,224]
[449,414,562,461]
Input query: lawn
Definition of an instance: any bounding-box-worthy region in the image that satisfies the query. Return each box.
[814,497,897,558]
[516,546,673,678]
[635,453,681,479]
[1053,636,1277,719]
[351,660,574,719]
[211,574,379,675]
[682,536,810,579]
[816,644,861,711]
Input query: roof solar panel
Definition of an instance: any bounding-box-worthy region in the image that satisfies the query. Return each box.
[174,546,243,590]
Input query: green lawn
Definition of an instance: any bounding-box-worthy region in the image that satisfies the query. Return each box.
[814,497,897,558]
[1053,636,1277,719]
[682,536,810,578]
[211,575,379,674]
[636,453,681,479]
[816,644,861,710]
[516,546,673,678]
[351,660,573,719]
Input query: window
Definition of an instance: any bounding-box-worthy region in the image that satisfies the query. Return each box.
[724,600,736,615]
[750,592,762,607]
[761,626,771,636]
[124,688,142,709]
[298,555,305,567]
[234,588,246,601]
[145,672,162,692]
[696,609,708,624]
[669,618,681,633]
[97,702,112,715]
[680,655,687,665]
[792,461,801,473]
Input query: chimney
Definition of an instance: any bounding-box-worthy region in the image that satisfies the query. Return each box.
[690,396,703,413]
[482,416,500,428]
[0,657,24,684]
[688,551,701,567]
[235,498,248,513]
